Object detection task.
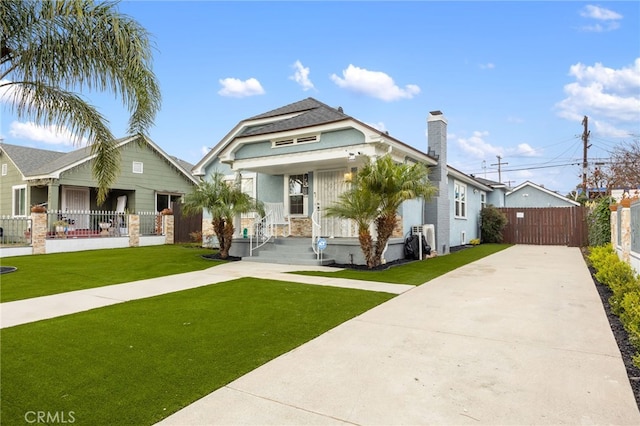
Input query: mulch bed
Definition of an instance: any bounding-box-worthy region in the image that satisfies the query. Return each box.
[201,253,242,261]
[587,264,640,409]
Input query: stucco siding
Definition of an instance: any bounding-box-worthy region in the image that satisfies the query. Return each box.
[257,174,284,203]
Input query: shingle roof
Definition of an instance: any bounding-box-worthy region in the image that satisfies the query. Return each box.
[239,97,349,137]
[0,143,66,176]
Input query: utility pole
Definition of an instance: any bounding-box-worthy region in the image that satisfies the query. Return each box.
[581,115,591,195]
[491,155,508,183]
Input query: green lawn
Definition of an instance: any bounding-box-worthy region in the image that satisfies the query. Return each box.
[0,278,393,425]
[0,245,219,302]
[292,244,512,285]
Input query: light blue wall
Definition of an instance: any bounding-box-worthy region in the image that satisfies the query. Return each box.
[486,188,506,207]
[449,178,483,247]
[234,128,365,160]
[257,174,284,203]
[506,186,576,207]
[402,198,423,237]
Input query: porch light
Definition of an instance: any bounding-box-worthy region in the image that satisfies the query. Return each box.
[344,172,353,182]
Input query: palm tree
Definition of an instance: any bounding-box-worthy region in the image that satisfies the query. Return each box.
[1,0,161,204]
[183,172,261,259]
[358,155,437,266]
[325,183,380,268]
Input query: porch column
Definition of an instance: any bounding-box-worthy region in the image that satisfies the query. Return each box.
[48,182,60,210]
[233,170,242,237]
[129,214,140,247]
[31,212,47,255]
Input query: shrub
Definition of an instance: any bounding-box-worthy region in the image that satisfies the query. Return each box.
[587,196,614,246]
[469,238,480,246]
[588,244,640,368]
[481,205,507,243]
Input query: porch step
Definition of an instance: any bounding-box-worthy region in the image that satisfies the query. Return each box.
[244,238,335,266]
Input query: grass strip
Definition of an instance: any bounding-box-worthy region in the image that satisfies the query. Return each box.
[0,277,393,425]
[293,244,512,285]
[0,245,218,303]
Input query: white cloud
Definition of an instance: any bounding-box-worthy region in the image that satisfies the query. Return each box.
[218,77,265,98]
[578,5,622,32]
[456,131,541,161]
[289,60,314,91]
[456,131,503,159]
[555,58,640,135]
[513,143,541,157]
[9,121,85,146]
[479,63,495,70]
[330,64,420,101]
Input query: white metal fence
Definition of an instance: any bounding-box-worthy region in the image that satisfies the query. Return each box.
[0,216,31,246]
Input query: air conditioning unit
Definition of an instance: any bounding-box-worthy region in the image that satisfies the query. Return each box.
[412,224,436,250]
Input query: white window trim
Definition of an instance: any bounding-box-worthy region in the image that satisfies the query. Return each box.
[480,191,487,210]
[12,184,27,217]
[284,173,308,217]
[454,180,467,219]
[132,161,144,174]
[1,163,7,176]
[272,134,319,148]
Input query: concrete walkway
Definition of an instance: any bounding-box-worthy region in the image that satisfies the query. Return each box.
[2,245,639,424]
[1,262,412,329]
[157,245,640,425]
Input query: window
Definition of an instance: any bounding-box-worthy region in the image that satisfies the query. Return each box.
[1,163,7,176]
[156,193,182,212]
[272,134,319,148]
[12,185,27,217]
[132,161,144,174]
[454,181,466,218]
[288,174,308,215]
[480,191,487,210]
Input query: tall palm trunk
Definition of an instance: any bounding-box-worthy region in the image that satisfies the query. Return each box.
[212,217,227,258]
[220,220,235,259]
[358,228,376,268]
[373,214,398,266]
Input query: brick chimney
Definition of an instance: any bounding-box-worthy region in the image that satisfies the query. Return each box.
[424,111,450,255]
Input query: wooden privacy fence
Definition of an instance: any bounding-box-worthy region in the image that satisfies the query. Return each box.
[172,202,202,243]
[498,207,588,247]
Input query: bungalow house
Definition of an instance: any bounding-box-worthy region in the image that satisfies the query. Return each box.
[505,181,580,208]
[0,136,199,218]
[193,97,498,264]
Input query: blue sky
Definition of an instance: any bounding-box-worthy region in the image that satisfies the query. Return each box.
[1,1,639,195]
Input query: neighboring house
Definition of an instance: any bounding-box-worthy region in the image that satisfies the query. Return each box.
[193,97,500,258]
[505,181,580,208]
[473,176,508,208]
[0,136,198,217]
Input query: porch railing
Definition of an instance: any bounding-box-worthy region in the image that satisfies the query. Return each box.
[46,210,129,239]
[311,202,321,255]
[250,211,273,256]
[0,216,32,246]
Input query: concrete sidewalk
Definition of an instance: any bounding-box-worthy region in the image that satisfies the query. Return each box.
[157,245,640,425]
[1,261,412,329]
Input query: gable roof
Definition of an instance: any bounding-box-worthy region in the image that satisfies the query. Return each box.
[473,176,508,189]
[507,181,580,206]
[0,143,66,177]
[0,138,198,184]
[194,97,438,175]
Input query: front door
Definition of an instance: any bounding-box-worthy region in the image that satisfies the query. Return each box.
[61,186,90,228]
[315,170,353,238]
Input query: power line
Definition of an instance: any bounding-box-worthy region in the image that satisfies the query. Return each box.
[491,155,508,183]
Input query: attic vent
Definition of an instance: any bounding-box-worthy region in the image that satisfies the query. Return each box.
[132,161,144,174]
[272,134,320,148]
[297,136,317,144]
[338,106,344,113]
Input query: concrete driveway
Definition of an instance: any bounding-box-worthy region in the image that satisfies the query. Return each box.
[158,245,640,425]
